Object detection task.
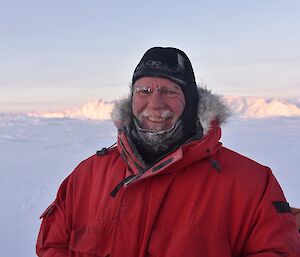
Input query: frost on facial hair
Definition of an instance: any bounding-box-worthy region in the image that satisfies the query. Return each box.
[138,109,174,133]
[133,119,184,153]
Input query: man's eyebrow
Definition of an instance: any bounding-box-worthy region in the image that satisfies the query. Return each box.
[134,83,181,90]
[157,84,182,90]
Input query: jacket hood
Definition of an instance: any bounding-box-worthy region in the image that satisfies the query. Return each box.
[111,86,231,136]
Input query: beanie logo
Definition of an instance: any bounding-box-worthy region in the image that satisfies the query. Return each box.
[146,60,162,67]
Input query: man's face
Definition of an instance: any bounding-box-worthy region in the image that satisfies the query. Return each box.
[132,76,185,132]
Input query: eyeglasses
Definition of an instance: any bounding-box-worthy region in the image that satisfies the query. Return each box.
[133,86,183,99]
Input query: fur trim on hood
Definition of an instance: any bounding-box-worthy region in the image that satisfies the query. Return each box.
[111,86,231,136]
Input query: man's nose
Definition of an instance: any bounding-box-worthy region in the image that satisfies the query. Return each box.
[147,90,165,108]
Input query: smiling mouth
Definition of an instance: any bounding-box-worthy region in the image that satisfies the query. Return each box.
[146,116,169,122]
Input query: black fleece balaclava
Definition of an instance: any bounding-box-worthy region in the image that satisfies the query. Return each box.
[131,47,201,163]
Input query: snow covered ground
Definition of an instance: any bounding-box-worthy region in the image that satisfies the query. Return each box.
[0,97,299,257]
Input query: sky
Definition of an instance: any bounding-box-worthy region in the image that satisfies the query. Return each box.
[1,0,300,112]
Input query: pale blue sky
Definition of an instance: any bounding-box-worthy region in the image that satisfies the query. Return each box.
[1,0,300,112]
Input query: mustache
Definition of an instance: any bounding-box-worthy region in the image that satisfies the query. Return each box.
[140,110,174,119]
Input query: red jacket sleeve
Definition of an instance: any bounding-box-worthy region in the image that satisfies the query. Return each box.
[36,178,70,257]
[291,208,300,232]
[242,168,300,256]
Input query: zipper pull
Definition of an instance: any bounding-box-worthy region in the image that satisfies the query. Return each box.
[110,175,136,198]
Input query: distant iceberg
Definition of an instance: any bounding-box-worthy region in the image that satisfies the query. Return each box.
[28,100,114,120]
[223,96,300,118]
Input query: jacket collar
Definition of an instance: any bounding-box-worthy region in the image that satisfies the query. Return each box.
[117,120,222,178]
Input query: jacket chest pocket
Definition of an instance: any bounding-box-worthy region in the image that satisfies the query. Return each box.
[147,225,231,257]
[69,223,112,257]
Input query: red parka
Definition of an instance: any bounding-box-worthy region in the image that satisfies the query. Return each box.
[36,122,300,256]
[37,88,300,256]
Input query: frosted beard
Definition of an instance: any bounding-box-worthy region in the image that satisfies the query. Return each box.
[131,110,184,155]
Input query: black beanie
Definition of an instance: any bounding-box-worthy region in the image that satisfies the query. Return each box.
[132,47,200,140]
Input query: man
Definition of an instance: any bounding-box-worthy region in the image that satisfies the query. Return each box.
[37,47,300,256]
